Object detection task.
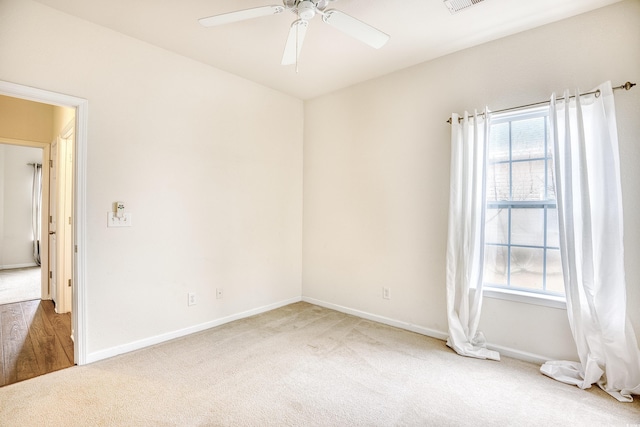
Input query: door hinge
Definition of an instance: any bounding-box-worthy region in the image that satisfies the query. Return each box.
[75,245,78,253]
[49,159,53,168]
[49,215,53,223]
[68,216,72,225]
[49,271,53,279]
[68,279,72,287]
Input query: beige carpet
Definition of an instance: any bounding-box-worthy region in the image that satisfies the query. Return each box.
[0,266,41,305]
[1,302,638,426]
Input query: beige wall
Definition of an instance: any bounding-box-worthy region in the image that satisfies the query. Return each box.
[0,0,303,359]
[0,94,54,143]
[303,0,640,361]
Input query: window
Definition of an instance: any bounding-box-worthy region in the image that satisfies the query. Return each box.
[483,107,564,297]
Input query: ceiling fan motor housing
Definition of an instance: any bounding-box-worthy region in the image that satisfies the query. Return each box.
[297,1,317,20]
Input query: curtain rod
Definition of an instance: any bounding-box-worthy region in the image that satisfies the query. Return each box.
[446,81,636,124]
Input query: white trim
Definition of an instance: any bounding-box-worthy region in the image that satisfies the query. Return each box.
[485,342,550,365]
[74,99,88,366]
[0,80,88,366]
[302,296,449,341]
[302,296,552,365]
[481,287,567,310]
[0,263,39,270]
[85,297,302,364]
[60,120,74,139]
[0,81,81,108]
[0,137,48,149]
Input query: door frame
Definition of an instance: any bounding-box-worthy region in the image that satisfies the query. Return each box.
[0,80,88,365]
[56,121,75,314]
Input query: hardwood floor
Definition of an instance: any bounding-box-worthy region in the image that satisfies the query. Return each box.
[0,299,73,387]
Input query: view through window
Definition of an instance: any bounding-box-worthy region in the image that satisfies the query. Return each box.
[483,108,564,296]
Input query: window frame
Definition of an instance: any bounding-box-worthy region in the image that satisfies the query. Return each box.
[482,106,566,308]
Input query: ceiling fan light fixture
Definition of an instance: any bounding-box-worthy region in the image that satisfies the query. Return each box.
[443,0,485,14]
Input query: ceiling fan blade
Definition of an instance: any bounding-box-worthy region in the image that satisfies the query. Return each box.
[199,5,285,27]
[282,20,309,65]
[322,10,389,49]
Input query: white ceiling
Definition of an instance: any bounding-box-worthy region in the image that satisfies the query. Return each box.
[33,0,621,100]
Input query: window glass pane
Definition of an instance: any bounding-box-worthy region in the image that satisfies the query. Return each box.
[510,247,544,290]
[488,122,509,162]
[484,245,508,286]
[511,117,545,161]
[486,162,510,202]
[485,110,564,297]
[545,249,564,294]
[485,208,508,245]
[511,208,544,246]
[547,208,560,248]
[512,160,546,201]
[546,159,557,201]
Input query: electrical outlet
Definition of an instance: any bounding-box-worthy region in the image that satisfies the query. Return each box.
[216,288,224,299]
[383,287,391,300]
[188,292,196,306]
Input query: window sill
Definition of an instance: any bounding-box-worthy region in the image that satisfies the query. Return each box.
[474,287,567,310]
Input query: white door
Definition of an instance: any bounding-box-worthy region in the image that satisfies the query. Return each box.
[60,135,73,313]
[49,140,58,303]
[50,127,74,315]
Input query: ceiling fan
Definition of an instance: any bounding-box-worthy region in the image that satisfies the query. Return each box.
[198,0,390,66]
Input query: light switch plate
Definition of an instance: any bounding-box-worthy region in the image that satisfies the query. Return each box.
[107,212,132,227]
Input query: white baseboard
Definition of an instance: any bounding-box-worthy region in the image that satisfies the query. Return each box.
[0,263,39,270]
[485,343,549,365]
[302,296,449,341]
[85,296,302,364]
[85,294,551,366]
[302,296,550,365]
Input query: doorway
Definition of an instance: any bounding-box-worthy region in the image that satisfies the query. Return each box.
[0,138,50,308]
[0,80,87,367]
[0,104,76,385]
[0,143,44,306]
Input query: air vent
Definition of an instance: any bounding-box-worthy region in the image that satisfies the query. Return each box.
[444,0,485,14]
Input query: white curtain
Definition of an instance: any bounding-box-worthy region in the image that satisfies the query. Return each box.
[446,109,500,361]
[540,82,640,402]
